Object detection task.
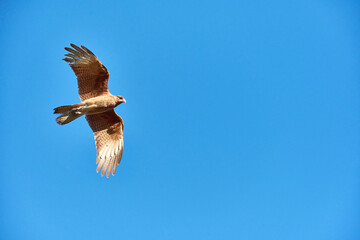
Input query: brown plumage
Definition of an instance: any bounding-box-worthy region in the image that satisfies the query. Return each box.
[54,44,126,177]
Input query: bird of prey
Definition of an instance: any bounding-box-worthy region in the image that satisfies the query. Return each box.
[54,44,126,178]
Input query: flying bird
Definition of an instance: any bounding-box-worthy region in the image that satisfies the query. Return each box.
[54,44,126,177]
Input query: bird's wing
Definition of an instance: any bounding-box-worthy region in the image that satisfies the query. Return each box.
[63,44,110,101]
[86,110,124,177]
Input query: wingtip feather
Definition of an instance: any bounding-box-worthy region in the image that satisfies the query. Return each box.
[71,44,87,55]
[81,45,95,56]
[63,57,74,63]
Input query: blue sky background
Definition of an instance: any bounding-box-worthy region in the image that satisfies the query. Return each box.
[0,0,359,239]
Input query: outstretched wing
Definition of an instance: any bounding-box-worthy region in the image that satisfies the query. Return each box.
[86,110,124,177]
[63,44,110,101]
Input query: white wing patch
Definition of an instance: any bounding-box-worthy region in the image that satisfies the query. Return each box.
[96,139,124,177]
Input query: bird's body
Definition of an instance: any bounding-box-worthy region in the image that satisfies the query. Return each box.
[81,95,123,115]
[54,44,126,177]
[56,94,123,117]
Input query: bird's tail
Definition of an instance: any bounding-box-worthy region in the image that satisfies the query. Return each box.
[54,103,84,125]
[54,103,82,114]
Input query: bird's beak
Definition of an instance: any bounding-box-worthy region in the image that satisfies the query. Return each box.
[122,98,126,104]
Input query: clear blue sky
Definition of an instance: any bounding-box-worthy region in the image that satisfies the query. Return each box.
[0,0,359,239]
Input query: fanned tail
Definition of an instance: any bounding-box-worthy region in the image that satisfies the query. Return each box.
[56,111,83,125]
[54,103,82,114]
[54,103,84,125]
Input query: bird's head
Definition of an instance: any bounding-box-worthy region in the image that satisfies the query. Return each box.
[116,95,126,105]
